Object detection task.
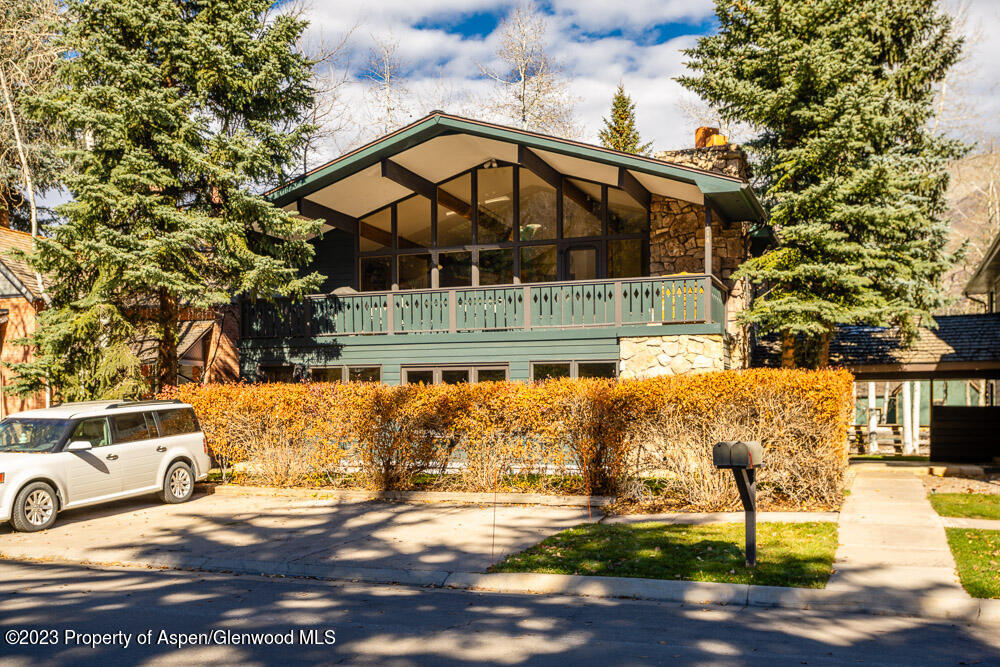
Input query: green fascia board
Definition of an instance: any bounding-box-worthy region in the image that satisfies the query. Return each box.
[240,322,727,352]
[268,113,766,224]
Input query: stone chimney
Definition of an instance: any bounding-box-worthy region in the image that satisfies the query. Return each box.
[654,126,751,181]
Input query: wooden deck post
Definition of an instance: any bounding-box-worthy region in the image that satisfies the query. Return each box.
[386,293,394,335]
[704,205,713,277]
[867,381,879,454]
[901,381,913,455]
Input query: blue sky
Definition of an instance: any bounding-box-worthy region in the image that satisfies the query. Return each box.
[301,0,734,152]
[300,0,1000,162]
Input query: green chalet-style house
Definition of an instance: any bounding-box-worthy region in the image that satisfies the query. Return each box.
[242,112,767,385]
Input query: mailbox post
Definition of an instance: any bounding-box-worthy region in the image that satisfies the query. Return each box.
[713,441,764,567]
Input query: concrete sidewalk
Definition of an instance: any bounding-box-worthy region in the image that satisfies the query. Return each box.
[828,467,976,618]
[0,493,594,574]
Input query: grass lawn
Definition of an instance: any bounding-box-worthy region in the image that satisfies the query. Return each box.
[491,521,838,588]
[944,528,1000,598]
[929,493,1000,520]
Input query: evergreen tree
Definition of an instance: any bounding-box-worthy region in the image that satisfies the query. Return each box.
[598,83,652,155]
[12,0,322,398]
[678,0,966,367]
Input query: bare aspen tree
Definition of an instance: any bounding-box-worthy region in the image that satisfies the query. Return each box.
[479,2,580,138]
[941,142,1000,313]
[271,1,357,174]
[0,0,60,306]
[363,35,412,137]
[674,92,754,145]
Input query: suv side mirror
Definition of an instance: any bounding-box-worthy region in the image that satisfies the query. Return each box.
[66,440,93,452]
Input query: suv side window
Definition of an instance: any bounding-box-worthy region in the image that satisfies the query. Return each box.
[111,412,156,444]
[69,418,112,448]
[155,408,198,436]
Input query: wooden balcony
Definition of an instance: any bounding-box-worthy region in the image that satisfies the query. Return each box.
[241,275,728,339]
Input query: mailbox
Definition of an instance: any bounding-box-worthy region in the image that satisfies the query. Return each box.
[713,441,763,567]
[713,441,764,469]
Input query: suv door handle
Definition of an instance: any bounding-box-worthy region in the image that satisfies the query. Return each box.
[105,454,118,461]
[156,446,167,452]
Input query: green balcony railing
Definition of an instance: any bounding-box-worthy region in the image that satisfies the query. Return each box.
[241,275,728,339]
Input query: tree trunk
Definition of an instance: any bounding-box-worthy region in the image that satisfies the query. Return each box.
[817,331,831,369]
[780,331,796,368]
[157,288,179,390]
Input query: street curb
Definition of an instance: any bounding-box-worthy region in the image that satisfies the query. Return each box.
[3,551,997,625]
[603,511,838,525]
[206,484,615,508]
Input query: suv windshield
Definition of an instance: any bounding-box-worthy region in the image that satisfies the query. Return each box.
[0,418,74,453]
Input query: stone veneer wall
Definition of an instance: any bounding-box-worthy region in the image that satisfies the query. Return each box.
[619,335,727,379]
[627,143,755,374]
[654,144,751,181]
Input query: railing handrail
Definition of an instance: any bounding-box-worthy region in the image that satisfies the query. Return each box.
[298,273,728,301]
[242,273,729,339]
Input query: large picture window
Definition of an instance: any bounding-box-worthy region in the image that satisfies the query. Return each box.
[356,163,649,291]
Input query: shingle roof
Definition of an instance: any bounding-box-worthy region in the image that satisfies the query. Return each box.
[133,319,214,365]
[753,314,1000,368]
[0,227,49,299]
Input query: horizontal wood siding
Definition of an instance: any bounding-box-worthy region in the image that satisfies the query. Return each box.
[930,406,1000,463]
[240,324,722,384]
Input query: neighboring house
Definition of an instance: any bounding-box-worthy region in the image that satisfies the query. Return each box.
[133,306,241,385]
[966,229,1000,314]
[243,112,767,384]
[0,227,48,417]
[753,234,1000,463]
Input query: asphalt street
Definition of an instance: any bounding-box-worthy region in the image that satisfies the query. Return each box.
[1,559,999,666]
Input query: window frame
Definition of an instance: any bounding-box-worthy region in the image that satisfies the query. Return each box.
[529,360,619,382]
[401,364,510,385]
[153,408,199,437]
[354,163,649,291]
[110,411,157,444]
[68,417,113,449]
[308,365,383,383]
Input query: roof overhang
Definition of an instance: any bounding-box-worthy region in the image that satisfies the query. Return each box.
[966,231,1000,295]
[268,112,766,227]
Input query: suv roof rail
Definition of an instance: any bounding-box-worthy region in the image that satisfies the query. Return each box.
[104,399,184,410]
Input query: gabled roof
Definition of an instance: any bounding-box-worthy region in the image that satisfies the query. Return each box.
[133,319,214,365]
[0,227,49,301]
[753,314,1000,370]
[966,230,1000,295]
[267,112,766,224]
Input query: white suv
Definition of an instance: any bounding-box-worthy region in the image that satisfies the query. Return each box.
[0,400,211,532]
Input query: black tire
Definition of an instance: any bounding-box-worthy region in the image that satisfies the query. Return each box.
[10,481,58,532]
[160,461,195,504]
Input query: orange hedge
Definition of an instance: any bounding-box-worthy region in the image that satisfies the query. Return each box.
[161,368,853,504]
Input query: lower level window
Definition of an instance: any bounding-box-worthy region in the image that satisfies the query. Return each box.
[309,366,382,383]
[531,360,618,381]
[402,365,509,385]
[260,365,295,383]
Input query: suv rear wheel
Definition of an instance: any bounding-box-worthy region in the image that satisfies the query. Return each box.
[10,481,58,532]
[160,461,194,504]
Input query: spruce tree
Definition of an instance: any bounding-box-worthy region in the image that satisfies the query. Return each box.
[12,0,322,398]
[599,83,652,155]
[678,0,966,367]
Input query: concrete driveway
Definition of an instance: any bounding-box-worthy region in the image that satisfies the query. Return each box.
[0,490,593,574]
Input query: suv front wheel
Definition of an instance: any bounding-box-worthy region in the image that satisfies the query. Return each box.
[160,461,195,504]
[10,481,58,532]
